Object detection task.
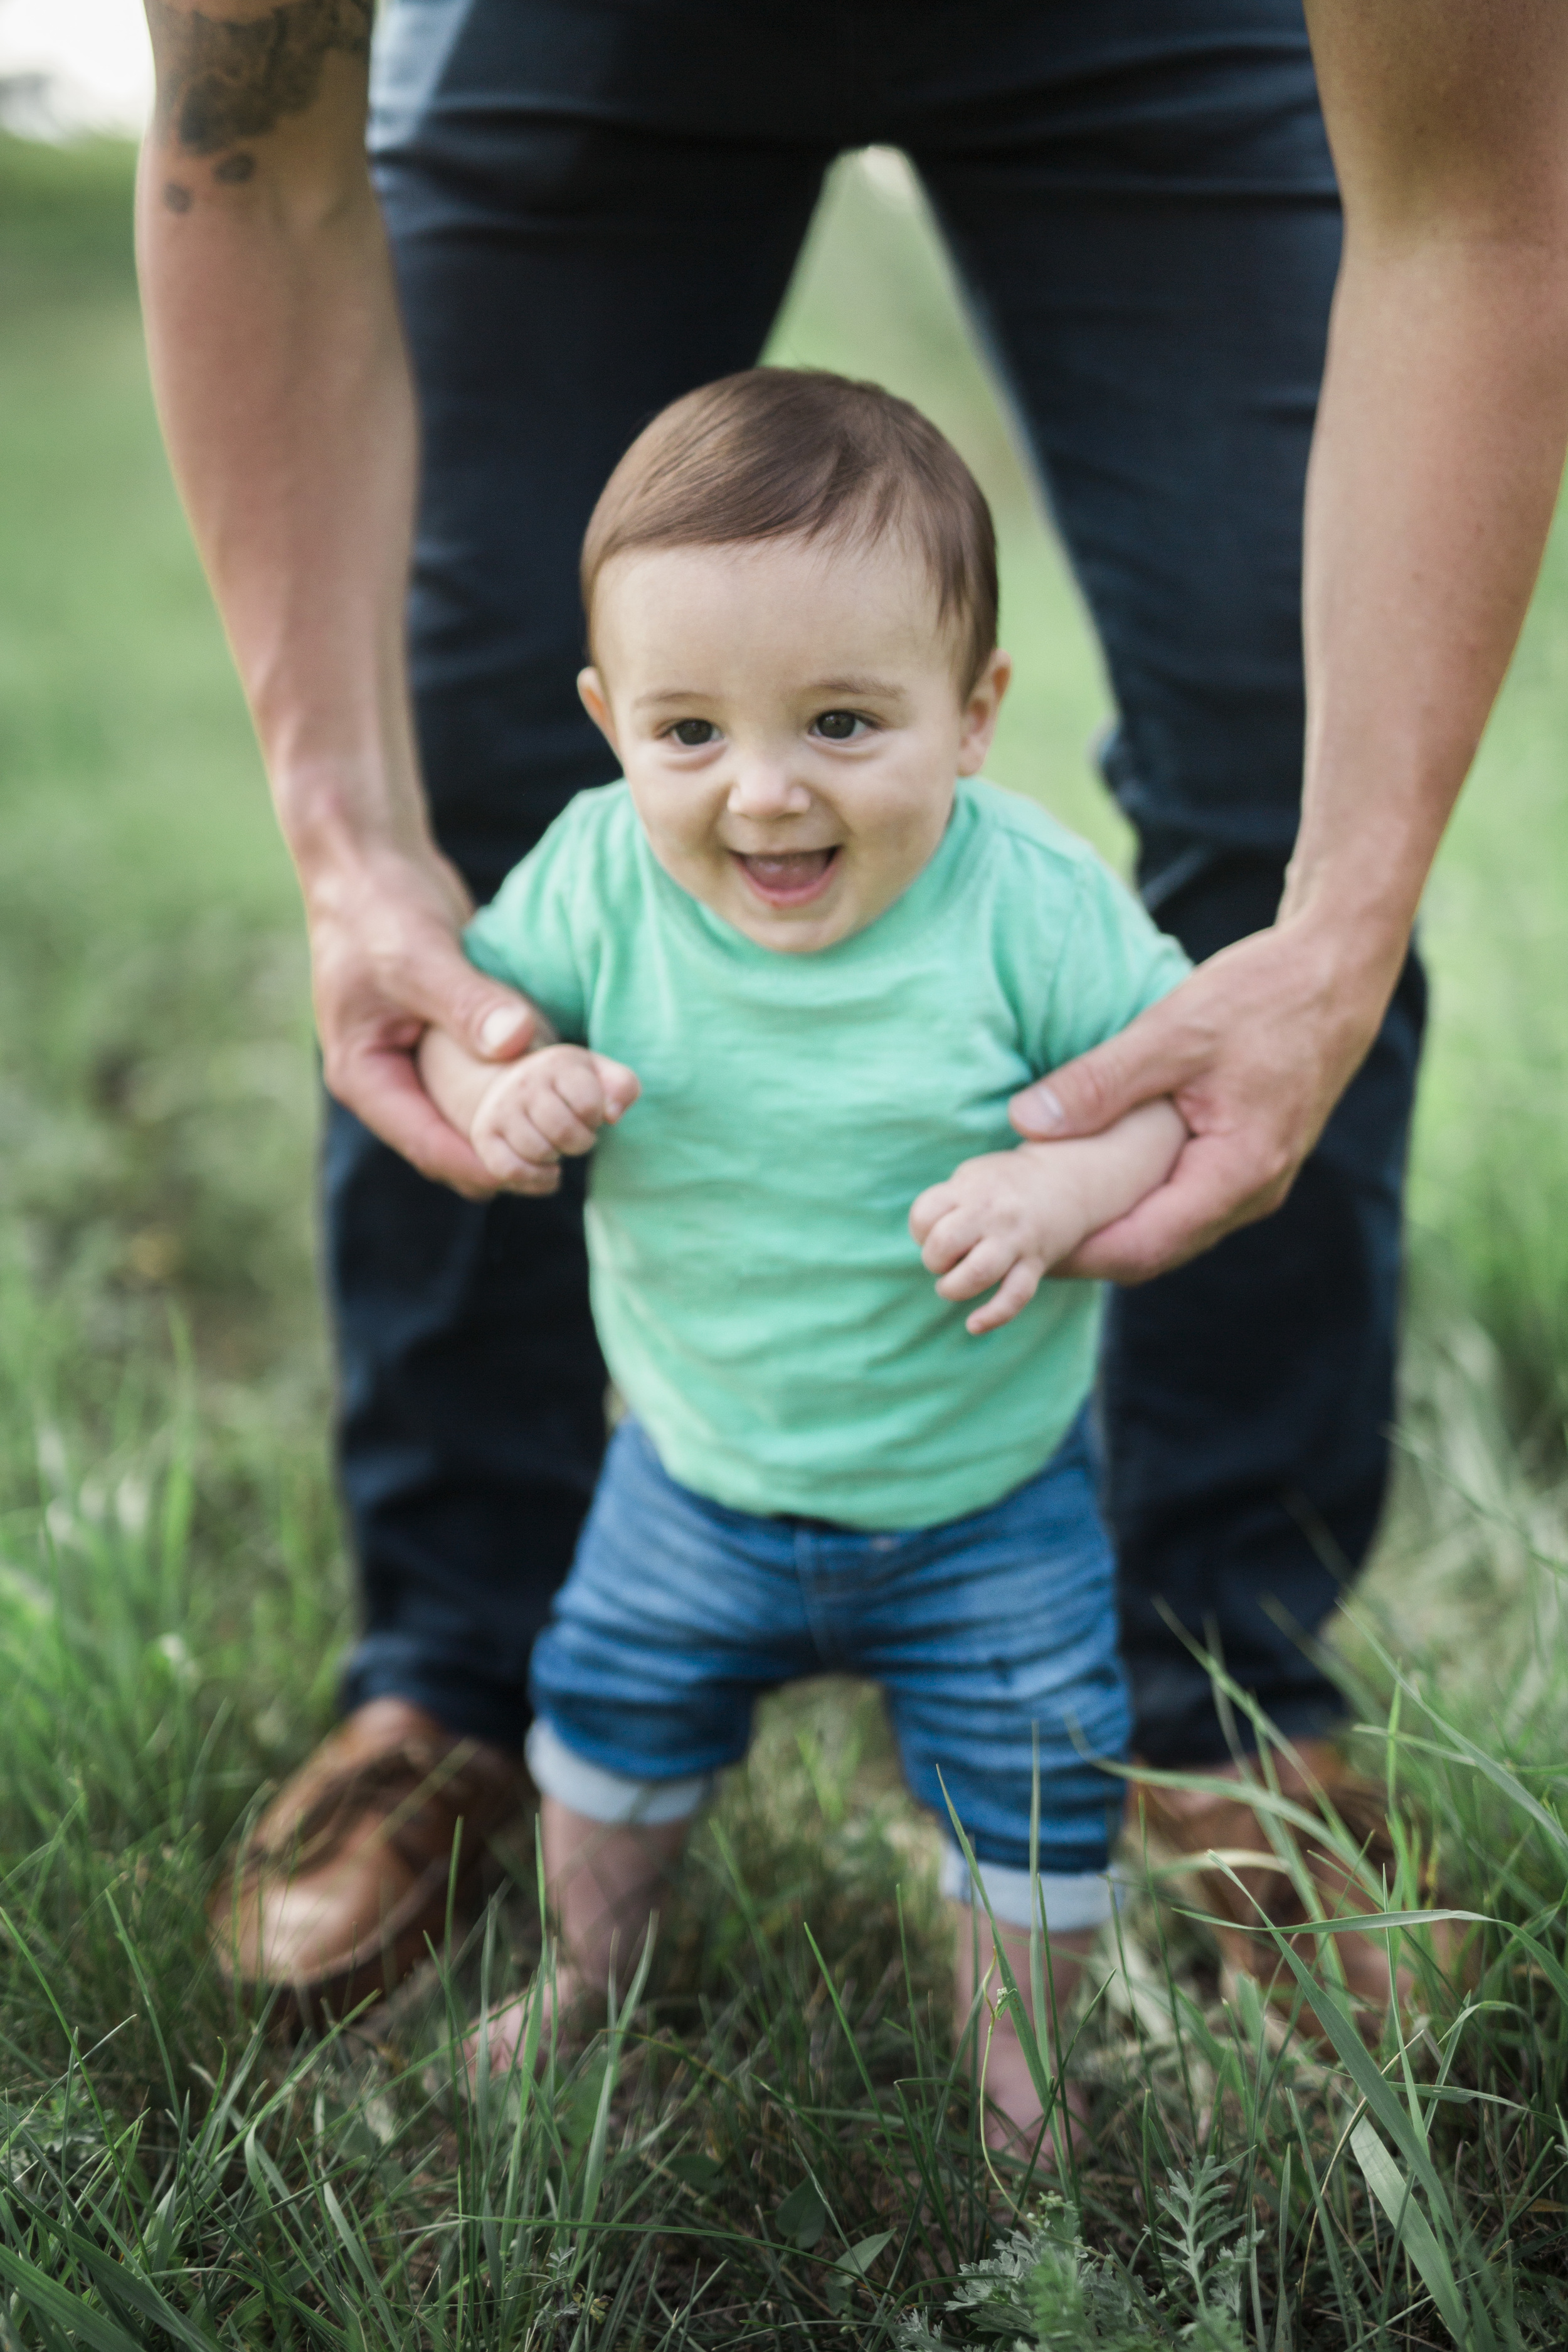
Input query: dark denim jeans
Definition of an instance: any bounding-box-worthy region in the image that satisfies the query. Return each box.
[330,0,1424,1766]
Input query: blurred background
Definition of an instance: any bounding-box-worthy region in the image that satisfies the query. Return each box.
[2,1,1566,1745]
[0,0,151,137]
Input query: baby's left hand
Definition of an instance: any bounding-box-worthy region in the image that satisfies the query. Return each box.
[910,1146,1088,1335]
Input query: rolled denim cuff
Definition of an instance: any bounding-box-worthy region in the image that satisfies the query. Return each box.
[527,1719,714,1826]
[940,1845,1114,1933]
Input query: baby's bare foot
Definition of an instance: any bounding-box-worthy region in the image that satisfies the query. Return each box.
[462,1966,580,2094]
[977,2028,1091,2170]
[983,2073,1091,2171]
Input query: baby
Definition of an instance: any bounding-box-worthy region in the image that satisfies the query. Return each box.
[420,368,1189,2158]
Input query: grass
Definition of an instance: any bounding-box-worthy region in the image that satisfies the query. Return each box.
[1,132,1567,2347]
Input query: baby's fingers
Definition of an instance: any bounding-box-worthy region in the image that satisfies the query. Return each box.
[917,1204,986,1277]
[909,1179,960,1249]
[474,1126,562,1195]
[589,1054,641,1122]
[530,1072,607,1155]
[935,1234,1014,1301]
[965,1259,1041,1336]
[540,1052,638,1152]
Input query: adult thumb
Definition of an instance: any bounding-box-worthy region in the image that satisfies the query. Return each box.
[474,993,534,1057]
[421,942,535,1061]
[1010,1019,1163,1142]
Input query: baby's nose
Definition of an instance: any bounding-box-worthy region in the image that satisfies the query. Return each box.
[726,761,812,816]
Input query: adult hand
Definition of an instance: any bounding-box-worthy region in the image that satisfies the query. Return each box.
[307,842,536,1197]
[1009,918,1401,1283]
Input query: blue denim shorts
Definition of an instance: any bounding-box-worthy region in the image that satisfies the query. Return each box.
[529,1414,1128,1924]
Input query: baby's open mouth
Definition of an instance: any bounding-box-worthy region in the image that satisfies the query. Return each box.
[731,846,840,906]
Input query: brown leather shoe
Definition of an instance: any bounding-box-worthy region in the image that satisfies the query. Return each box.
[209,1699,527,2025]
[1125,1740,1466,2046]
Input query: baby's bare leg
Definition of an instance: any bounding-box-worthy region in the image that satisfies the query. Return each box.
[465,1796,688,2084]
[546,1793,690,1991]
[953,1904,1096,2162]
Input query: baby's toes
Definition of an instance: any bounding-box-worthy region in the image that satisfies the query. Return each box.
[462,1973,575,2094]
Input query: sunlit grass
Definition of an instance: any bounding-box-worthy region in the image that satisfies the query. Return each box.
[3,1292,1567,2345]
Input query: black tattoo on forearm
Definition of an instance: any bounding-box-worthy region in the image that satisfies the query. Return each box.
[149,1,372,157]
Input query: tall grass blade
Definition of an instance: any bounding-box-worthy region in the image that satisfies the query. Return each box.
[1350,2120,1469,2346]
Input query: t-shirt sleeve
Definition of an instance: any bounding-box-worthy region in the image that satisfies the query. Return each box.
[462,806,595,1045]
[1038,857,1191,1072]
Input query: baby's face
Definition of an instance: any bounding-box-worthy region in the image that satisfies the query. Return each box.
[579,536,1009,953]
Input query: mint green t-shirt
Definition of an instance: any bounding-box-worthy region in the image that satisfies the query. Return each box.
[465,778,1188,1530]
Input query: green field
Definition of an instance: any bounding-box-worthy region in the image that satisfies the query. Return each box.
[2,132,1567,2348]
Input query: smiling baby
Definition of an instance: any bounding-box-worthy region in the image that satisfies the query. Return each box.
[418,368,1190,2158]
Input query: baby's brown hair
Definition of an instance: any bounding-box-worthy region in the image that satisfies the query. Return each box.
[581,369,999,690]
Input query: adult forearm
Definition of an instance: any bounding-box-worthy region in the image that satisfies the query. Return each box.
[1289,0,1568,996]
[135,16,426,896]
[134,6,532,1188]
[1286,236,1568,992]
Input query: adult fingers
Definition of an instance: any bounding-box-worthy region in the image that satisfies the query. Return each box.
[1010,991,1197,1143]
[317,937,535,1116]
[341,1041,501,1197]
[965,1259,1041,1335]
[1057,1130,1293,1282]
[397,927,537,1063]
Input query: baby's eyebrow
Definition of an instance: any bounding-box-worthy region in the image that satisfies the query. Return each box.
[632,676,909,712]
[803,675,904,701]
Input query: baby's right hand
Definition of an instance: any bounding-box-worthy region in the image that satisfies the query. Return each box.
[470,1045,640,1194]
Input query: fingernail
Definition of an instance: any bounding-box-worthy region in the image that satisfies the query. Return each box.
[480,1006,526,1053]
[1030,1085,1066,1128]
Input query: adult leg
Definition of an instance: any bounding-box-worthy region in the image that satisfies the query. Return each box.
[333,10,833,1740]
[904,0,1418,1767]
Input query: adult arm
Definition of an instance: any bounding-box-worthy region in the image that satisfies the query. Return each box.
[1015,0,1568,1278]
[136,1,532,1194]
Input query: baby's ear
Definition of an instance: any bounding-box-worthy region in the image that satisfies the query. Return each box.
[956,648,1012,775]
[578,667,618,751]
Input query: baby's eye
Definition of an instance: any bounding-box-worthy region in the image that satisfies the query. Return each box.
[669,719,718,747]
[812,709,870,742]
